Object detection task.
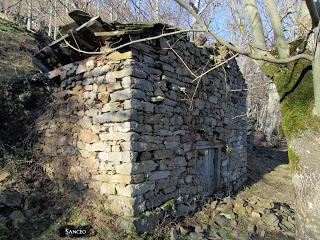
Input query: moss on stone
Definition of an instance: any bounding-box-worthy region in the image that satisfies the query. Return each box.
[261,59,320,169]
[288,147,299,171]
[261,60,320,140]
[160,199,175,208]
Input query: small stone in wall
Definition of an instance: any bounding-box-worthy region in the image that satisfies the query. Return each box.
[83,77,94,85]
[185,175,193,184]
[151,96,164,103]
[106,82,122,92]
[98,92,110,103]
[100,182,116,195]
[91,65,110,77]
[98,152,108,161]
[76,64,87,75]
[86,59,95,71]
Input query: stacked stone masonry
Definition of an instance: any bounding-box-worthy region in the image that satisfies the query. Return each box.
[36,36,247,232]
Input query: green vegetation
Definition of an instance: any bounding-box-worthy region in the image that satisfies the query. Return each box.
[262,59,320,168]
[262,59,320,140]
[288,147,300,172]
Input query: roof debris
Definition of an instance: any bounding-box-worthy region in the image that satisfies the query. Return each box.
[32,10,180,73]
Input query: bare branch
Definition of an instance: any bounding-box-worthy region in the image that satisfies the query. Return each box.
[59,28,204,55]
[305,0,320,28]
[192,53,239,83]
[164,42,198,78]
[174,0,313,63]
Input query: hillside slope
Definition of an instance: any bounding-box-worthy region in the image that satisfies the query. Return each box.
[0,14,48,155]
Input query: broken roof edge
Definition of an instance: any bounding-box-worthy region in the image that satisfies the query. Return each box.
[46,50,134,79]
[33,10,183,73]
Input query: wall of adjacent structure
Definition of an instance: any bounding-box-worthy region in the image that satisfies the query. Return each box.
[36,36,247,232]
[124,39,247,231]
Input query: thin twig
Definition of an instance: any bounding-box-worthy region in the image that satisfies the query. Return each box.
[164,42,198,78]
[59,28,205,55]
[174,0,313,63]
[192,53,239,82]
[232,113,247,119]
[228,88,248,92]
[189,58,211,110]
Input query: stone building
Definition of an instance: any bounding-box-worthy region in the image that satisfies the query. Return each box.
[34,11,247,232]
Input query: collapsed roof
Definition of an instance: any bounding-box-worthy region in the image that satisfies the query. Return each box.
[32,10,180,73]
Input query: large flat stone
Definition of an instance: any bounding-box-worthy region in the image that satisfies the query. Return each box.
[110,89,145,102]
[92,110,137,124]
[115,160,158,174]
[116,181,155,197]
[106,195,145,216]
[98,151,138,162]
[147,171,170,180]
[99,132,140,141]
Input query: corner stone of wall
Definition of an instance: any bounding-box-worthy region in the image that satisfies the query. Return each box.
[36,36,248,233]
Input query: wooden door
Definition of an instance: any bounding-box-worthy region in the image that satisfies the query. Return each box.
[202,149,220,193]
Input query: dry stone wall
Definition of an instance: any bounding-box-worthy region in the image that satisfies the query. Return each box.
[36,36,247,232]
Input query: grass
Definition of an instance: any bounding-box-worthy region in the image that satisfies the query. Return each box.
[0,14,49,153]
[0,15,37,81]
[37,199,133,240]
[287,147,300,172]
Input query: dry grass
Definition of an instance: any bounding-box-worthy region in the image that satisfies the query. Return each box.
[0,15,38,81]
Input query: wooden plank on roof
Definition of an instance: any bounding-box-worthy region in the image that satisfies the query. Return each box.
[69,10,92,26]
[94,29,144,37]
[106,51,133,61]
[74,15,100,31]
[47,68,62,79]
[70,10,105,33]
[69,32,98,51]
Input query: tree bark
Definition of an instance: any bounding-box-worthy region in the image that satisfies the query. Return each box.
[27,0,33,31]
[229,0,248,40]
[53,0,57,40]
[154,0,160,21]
[299,0,312,35]
[313,27,320,116]
[48,4,53,37]
[245,0,267,56]
[191,0,201,41]
[305,0,320,28]
[290,132,320,239]
[264,0,290,58]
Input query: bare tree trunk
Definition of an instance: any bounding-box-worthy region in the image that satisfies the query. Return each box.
[245,0,267,56]
[263,81,281,142]
[53,0,58,40]
[313,28,320,116]
[138,0,141,21]
[154,0,160,22]
[191,0,201,41]
[48,4,53,37]
[291,131,320,239]
[305,0,320,27]
[229,0,248,40]
[65,0,69,14]
[298,0,312,34]
[27,0,33,31]
[264,0,289,58]
[17,1,22,18]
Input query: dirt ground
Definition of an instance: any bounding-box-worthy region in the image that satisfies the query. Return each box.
[243,146,295,206]
[1,146,295,240]
[167,146,296,240]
